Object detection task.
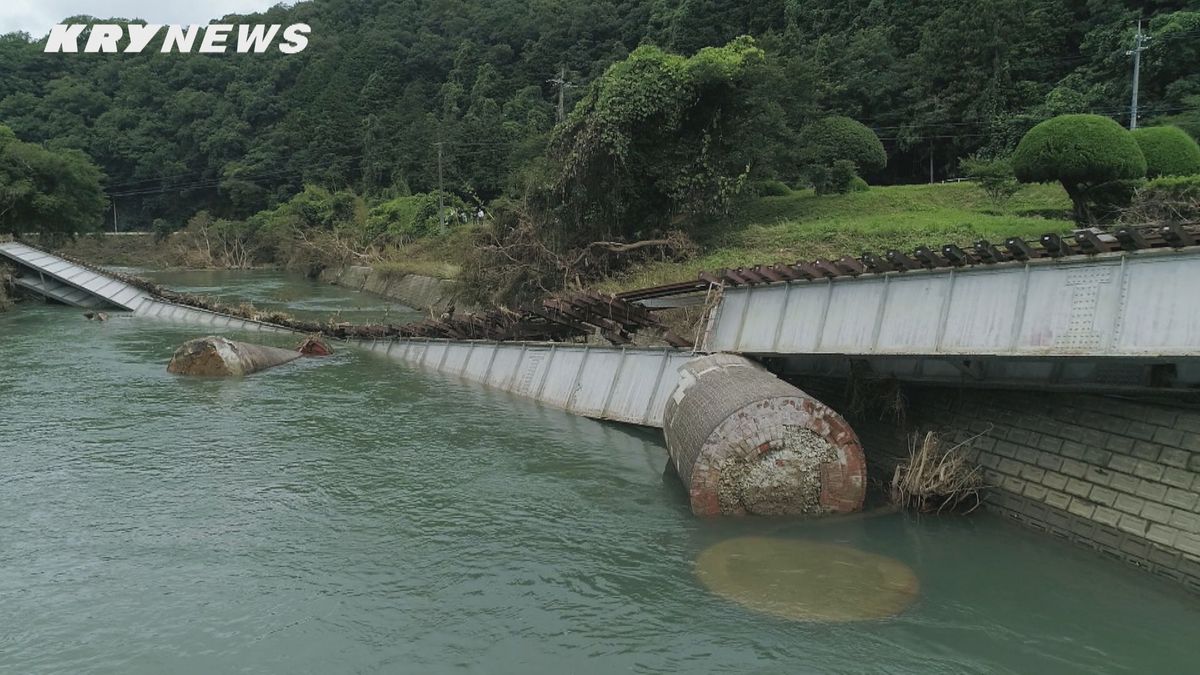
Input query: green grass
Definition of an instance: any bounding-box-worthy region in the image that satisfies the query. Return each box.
[371,224,477,279]
[601,182,1074,292]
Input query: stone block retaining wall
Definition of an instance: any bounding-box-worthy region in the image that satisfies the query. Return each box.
[796,377,1200,591]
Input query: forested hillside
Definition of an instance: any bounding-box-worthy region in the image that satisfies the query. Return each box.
[1,0,1198,231]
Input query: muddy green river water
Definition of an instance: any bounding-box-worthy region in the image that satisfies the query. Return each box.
[1,270,1198,674]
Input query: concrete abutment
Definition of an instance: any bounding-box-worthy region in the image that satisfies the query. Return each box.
[791,376,1200,591]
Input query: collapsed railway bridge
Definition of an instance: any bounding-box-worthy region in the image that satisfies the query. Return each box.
[5,226,1200,591]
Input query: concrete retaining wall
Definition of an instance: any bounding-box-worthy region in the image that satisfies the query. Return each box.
[320,265,473,314]
[794,378,1200,591]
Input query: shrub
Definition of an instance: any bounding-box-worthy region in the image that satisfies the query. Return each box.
[1012,114,1146,223]
[1131,126,1200,178]
[809,160,864,195]
[849,176,870,192]
[961,156,1021,207]
[827,159,859,194]
[367,192,467,243]
[799,116,887,177]
[751,179,792,197]
[1141,174,1200,200]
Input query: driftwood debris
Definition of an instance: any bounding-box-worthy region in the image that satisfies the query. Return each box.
[297,336,334,356]
[890,431,985,514]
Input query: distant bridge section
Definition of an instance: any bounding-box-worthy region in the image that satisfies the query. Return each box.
[0,240,295,334]
[1,240,152,310]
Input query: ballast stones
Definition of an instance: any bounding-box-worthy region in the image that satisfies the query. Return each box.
[663,354,865,517]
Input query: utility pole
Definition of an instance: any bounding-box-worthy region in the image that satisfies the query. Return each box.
[112,198,118,234]
[548,66,572,124]
[435,141,445,232]
[1127,20,1150,130]
[929,141,935,184]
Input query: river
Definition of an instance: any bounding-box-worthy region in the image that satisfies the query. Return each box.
[2,270,1198,674]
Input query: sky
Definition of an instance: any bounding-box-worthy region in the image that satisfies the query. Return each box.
[0,1,290,37]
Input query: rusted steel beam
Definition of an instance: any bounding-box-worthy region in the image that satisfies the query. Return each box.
[527,306,594,336]
[1040,233,1073,257]
[1114,227,1149,251]
[771,263,803,281]
[544,298,626,336]
[860,251,888,273]
[1004,237,1039,260]
[812,259,842,278]
[1161,223,1196,248]
[941,244,973,266]
[885,250,920,271]
[722,269,750,285]
[836,256,866,276]
[1075,229,1112,254]
[973,240,1006,263]
[912,246,945,269]
[755,265,786,282]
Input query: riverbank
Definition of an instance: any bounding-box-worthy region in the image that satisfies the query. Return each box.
[47,182,1074,311]
[53,232,470,314]
[318,264,474,314]
[601,181,1074,292]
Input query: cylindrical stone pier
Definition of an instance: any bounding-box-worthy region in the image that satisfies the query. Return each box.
[663,354,865,517]
[167,336,302,377]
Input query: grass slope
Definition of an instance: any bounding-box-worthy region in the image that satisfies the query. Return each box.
[603,182,1074,291]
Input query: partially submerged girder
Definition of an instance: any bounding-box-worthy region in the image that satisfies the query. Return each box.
[355,337,694,427]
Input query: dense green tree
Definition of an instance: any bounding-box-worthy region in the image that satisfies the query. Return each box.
[1012,114,1146,223]
[1132,126,1200,178]
[1,0,1198,228]
[545,37,777,240]
[0,125,107,238]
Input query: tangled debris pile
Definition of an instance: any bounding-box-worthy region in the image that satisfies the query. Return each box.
[38,243,691,347]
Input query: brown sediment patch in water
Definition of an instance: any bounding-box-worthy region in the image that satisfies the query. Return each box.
[695,537,919,622]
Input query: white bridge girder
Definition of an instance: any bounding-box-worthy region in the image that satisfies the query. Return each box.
[705,247,1200,359]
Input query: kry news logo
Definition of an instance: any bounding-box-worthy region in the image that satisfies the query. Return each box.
[45,24,311,54]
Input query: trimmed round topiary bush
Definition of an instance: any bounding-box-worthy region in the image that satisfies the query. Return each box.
[799,116,887,176]
[751,179,792,197]
[1132,125,1200,178]
[1012,114,1146,223]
